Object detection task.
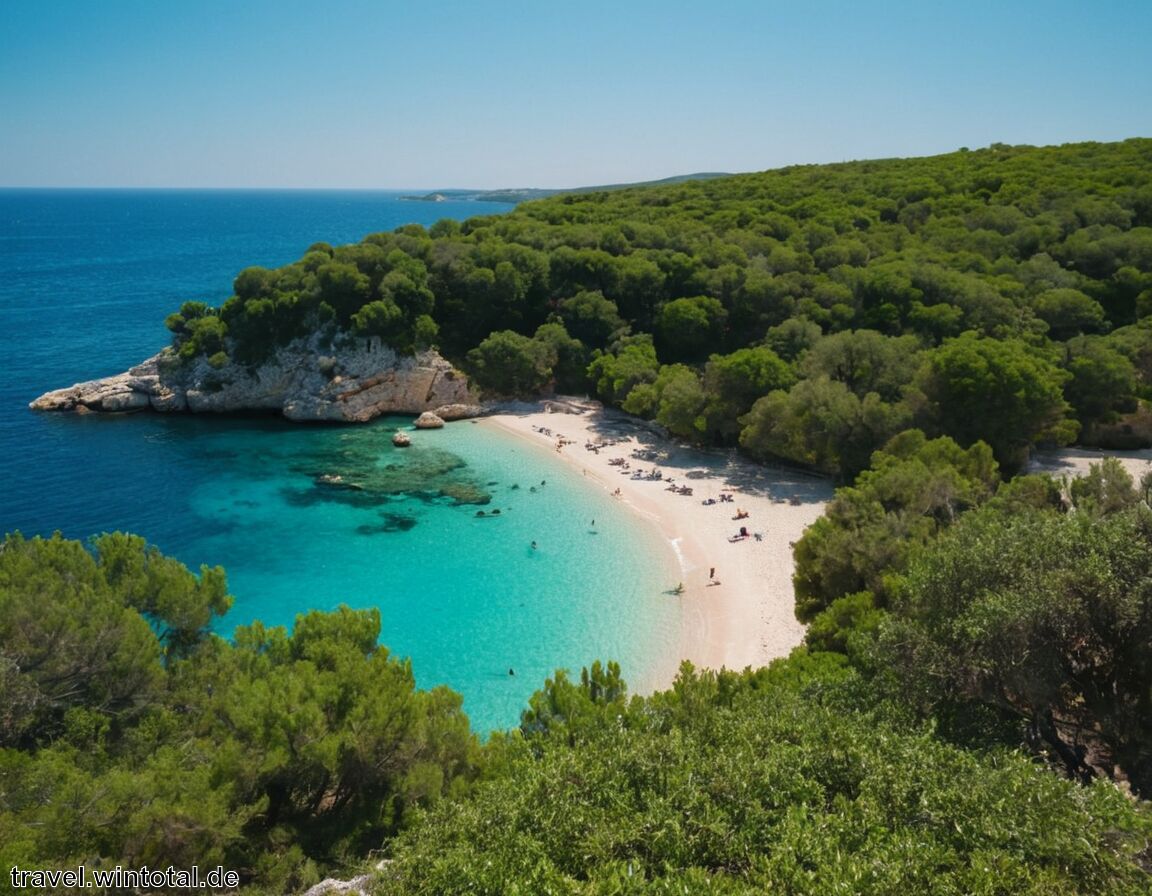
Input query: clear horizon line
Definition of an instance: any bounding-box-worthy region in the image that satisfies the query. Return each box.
[0,170,746,194]
[0,184,522,193]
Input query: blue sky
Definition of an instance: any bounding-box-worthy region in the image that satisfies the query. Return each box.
[2,0,1150,189]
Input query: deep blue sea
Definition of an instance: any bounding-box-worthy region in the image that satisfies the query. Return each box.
[0,189,678,732]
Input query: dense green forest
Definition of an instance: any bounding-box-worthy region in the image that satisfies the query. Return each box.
[2,514,1151,893]
[6,142,1152,891]
[168,139,1152,477]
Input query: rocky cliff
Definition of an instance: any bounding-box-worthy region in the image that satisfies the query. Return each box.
[30,335,482,423]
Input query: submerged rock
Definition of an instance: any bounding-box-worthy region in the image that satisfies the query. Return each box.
[439,482,492,505]
[314,473,364,491]
[356,512,419,535]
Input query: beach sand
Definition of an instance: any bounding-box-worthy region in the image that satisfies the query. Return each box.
[479,402,832,693]
[1030,446,1152,483]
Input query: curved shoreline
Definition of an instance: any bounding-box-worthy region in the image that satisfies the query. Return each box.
[478,405,833,693]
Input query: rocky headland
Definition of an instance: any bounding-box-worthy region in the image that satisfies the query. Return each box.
[29,334,482,423]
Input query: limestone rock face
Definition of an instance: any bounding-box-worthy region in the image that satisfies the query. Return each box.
[30,334,480,424]
[30,354,184,414]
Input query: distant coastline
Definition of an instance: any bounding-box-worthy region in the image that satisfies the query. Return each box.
[400,171,732,205]
[401,188,550,204]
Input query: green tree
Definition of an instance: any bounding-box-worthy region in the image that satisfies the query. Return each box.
[466,330,555,396]
[882,495,1152,794]
[0,574,482,890]
[233,266,277,300]
[799,329,923,402]
[623,364,707,439]
[557,289,628,348]
[92,532,231,660]
[532,322,588,393]
[739,377,911,479]
[177,314,228,361]
[164,299,214,341]
[918,333,1077,472]
[379,268,435,318]
[158,605,480,877]
[791,431,998,621]
[763,315,822,361]
[316,262,372,324]
[655,296,727,363]
[587,335,660,404]
[1062,336,1138,423]
[351,298,405,342]
[519,660,629,745]
[701,346,795,443]
[0,533,166,745]
[1032,287,1108,339]
[1068,456,1140,514]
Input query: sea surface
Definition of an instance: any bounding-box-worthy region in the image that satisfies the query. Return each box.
[0,189,679,732]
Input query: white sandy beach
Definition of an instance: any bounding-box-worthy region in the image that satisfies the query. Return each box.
[474,411,1152,697]
[479,402,832,692]
[1029,445,1152,483]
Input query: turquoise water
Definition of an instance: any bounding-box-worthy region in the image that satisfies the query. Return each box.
[0,190,680,731]
[181,415,678,730]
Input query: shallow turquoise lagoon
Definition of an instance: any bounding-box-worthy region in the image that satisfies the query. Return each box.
[180,415,680,732]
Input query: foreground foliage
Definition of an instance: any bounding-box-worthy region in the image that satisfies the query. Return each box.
[882,486,1152,794]
[377,660,1152,895]
[0,533,479,893]
[799,443,1152,796]
[1,533,1150,892]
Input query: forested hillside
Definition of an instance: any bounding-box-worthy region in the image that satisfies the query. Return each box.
[168,139,1152,476]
